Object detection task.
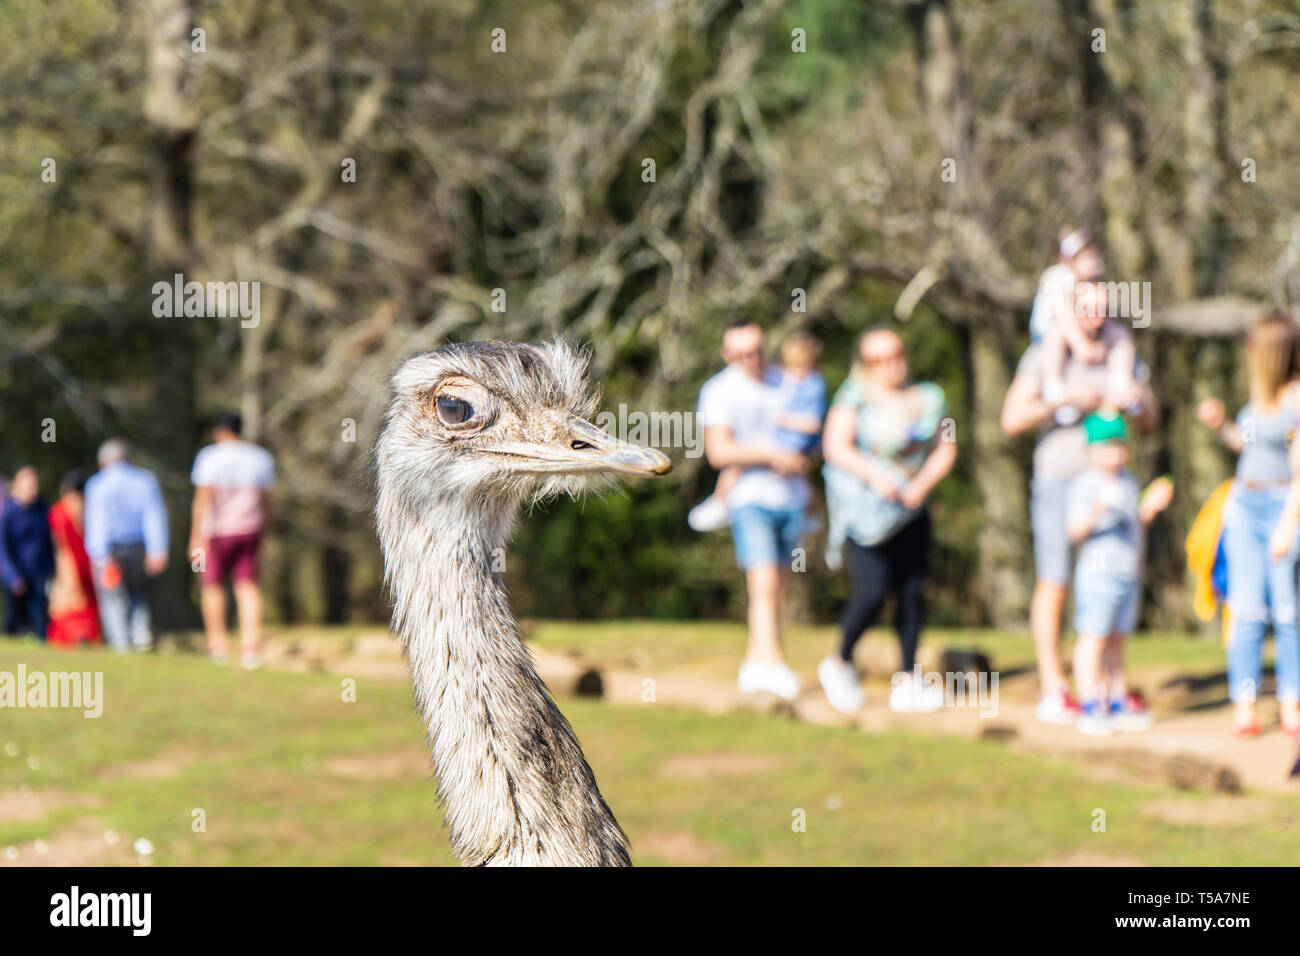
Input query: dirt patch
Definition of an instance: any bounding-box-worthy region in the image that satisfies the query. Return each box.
[658,753,786,779]
[1027,850,1145,867]
[100,747,199,781]
[0,788,102,823]
[323,750,430,780]
[1,821,138,867]
[1140,796,1276,827]
[1065,754,1165,791]
[635,829,718,864]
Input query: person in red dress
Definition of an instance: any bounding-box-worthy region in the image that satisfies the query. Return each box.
[47,469,100,647]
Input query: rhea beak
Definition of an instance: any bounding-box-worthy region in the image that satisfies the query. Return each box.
[487,414,672,477]
[566,415,673,476]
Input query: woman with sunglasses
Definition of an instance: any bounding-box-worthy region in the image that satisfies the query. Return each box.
[818,328,957,713]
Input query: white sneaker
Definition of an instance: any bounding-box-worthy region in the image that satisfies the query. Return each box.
[1035,687,1079,726]
[737,660,800,701]
[1076,701,1113,737]
[239,653,262,671]
[1108,695,1154,732]
[687,495,731,532]
[920,679,944,711]
[817,655,865,713]
[888,672,942,713]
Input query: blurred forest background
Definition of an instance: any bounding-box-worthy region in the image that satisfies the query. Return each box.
[2,0,1299,631]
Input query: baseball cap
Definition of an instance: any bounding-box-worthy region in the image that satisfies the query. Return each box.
[1083,411,1129,444]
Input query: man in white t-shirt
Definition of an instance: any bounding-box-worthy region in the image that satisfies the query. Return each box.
[698,321,812,700]
[189,412,275,669]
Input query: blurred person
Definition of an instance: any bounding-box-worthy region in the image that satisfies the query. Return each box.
[0,473,13,635]
[84,439,169,653]
[1001,293,1160,724]
[0,466,54,639]
[689,331,826,531]
[818,328,956,713]
[189,411,275,669]
[1031,228,1139,424]
[1066,412,1173,735]
[1196,311,1300,736]
[771,332,828,457]
[47,468,101,647]
[698,320,811,700]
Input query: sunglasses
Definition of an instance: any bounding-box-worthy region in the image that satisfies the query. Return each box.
[863,351,905,366]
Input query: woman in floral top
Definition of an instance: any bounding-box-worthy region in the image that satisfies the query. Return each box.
[819,328,957,714]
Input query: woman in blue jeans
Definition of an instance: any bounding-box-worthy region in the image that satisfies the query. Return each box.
[1198,311,1300,736]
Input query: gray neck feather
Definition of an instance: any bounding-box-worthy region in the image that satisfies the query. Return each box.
[378,484,631,866]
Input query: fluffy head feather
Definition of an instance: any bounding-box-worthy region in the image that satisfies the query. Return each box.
[377,340,668,522]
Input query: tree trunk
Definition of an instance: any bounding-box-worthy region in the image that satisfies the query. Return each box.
[967,318,1030,625]
[1160,0,1234,631]
[144,0,199,630]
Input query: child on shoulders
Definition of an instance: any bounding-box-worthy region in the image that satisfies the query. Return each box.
[1031,228,1140,424]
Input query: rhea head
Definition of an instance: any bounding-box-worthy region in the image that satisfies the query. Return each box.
[377,340,671,524]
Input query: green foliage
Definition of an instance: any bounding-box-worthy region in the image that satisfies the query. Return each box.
[760,0,905,112]
[1,0,1294,631]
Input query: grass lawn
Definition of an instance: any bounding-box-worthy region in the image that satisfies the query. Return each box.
[1,626,1295,866]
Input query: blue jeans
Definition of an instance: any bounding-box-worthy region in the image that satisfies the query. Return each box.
[1224,486,1300,702]
[730,505,805,570]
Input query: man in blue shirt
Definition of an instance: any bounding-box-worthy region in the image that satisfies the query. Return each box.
[84,439,170,652]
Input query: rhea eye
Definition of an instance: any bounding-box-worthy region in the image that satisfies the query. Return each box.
[436,395,473,425]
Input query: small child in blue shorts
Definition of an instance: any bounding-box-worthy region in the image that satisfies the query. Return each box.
[688,333,826,532]
[1066,411,1173,736]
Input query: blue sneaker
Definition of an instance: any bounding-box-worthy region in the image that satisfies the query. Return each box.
[1077,699,1113,737]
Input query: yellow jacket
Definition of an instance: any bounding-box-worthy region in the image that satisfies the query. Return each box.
[1184,479,1234,645]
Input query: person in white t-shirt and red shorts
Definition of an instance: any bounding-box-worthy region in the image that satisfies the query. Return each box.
[189,411,275,669]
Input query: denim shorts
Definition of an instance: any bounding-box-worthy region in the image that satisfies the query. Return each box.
[1074,572,1140,637]
[730,505,806,570]
[1031,476,1077,585]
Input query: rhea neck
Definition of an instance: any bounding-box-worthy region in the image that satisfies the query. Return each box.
[381,480,630,866]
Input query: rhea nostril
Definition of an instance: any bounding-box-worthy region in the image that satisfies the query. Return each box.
[571,440,594,451]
